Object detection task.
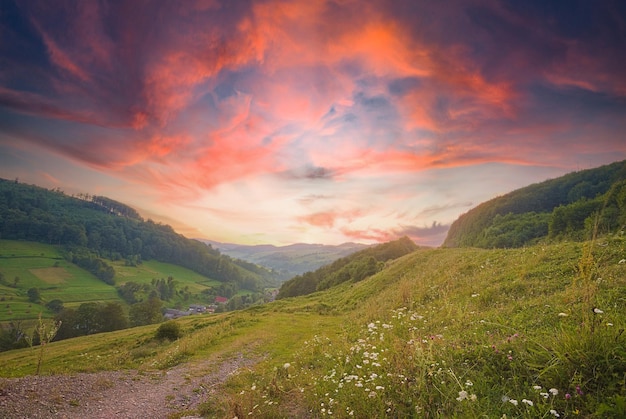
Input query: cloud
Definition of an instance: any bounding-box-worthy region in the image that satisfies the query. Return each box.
[298,209,363,229]
[340,227,396,243]
[1,0,626,246]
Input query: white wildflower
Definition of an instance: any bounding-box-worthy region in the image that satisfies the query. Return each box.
[509,399,519,406]
[533,385,542,390]
[558,313,568,317]
[549,409,560,417]
[593,308,604,314]
[283,362,291,369]
[457,390,469,401]
[522,399,533,406]
[549,388,559,396]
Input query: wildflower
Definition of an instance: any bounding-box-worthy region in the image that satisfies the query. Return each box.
[469,394,477,401]
[457,390,469,401]
[593,308,604,314]
[465,380,473,387]
[607,322,614,326]
[509,399,519,406]
[522,399,534,406]
[501,395,510,403]
[283,362,291,369]
[576,385,583,396]
[565,393,571,400]
[540,392,549,398]
[549,409,560,417]
[533,385,542,390]
[549,388,559,396]
[471,293,479,297]
[558,312,568,317]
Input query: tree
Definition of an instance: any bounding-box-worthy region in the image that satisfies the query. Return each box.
[76,302,102,335]
[45,299,64,313]
[155,321,183,341]
[129,296,163,326]
[27,287,40,303]
[99,302,128,332]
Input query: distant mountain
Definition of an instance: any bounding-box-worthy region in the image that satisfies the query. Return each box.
[277,236,419,299]
[200,240,369,280]
[443,160,626,248]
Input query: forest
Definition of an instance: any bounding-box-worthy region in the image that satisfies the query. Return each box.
[443,160,626,248]
[0,178,278,291]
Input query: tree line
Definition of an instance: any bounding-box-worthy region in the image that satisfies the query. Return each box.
[0,178,278,290]
[443,160,626,248]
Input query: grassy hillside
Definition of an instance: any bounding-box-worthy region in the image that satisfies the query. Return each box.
[277,236,418,299]
[0,240,228,323]
[1,235,624,417]
[0,178,280,290]
[443,159,626,248]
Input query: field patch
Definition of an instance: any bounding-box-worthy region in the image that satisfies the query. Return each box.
[29,267,72,284]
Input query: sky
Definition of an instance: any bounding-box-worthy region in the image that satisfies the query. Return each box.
[1,0,625,247]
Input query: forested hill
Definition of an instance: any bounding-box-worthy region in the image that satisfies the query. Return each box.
[0,178,278,289]
[443,160,626,248]
[277,236,419,299]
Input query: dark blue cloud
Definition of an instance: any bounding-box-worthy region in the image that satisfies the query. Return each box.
[388,77,422,96]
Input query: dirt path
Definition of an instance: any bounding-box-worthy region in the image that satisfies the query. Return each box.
[0,353,258,418]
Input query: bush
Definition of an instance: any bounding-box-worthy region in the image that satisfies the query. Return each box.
[155,321,183,341]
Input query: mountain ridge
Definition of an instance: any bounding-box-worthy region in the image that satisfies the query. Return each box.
[199,239,370,280]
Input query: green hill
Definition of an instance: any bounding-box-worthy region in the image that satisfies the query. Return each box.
[0,178,279,291]
[276,236,419,299]
[0,236,624,417]
[443,160,626,248]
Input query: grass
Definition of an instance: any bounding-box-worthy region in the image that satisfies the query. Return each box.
[1,236,625,417]
[0,240,226,323]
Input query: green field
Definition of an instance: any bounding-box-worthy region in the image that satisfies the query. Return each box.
[1,236,624,417]
[112,259,222,292]
[0,240,224,322]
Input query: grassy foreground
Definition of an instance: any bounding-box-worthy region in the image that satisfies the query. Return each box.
[1,236,625,417]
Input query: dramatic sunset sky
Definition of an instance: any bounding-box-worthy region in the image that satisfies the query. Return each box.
[1,0,625,246]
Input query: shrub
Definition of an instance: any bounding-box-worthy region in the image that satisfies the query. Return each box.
[155,321,183,341]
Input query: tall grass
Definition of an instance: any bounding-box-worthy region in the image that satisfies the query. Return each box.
[1,238,625,417]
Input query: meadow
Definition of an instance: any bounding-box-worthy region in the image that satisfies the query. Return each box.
[1,234,624,417]
[0,240,223,323]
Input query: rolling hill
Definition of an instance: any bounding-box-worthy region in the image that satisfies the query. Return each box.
[1,237,624,417]
[1,163,626,416]
[443,159,626,248]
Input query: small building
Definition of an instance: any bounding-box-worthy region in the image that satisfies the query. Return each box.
[164,308,192,320]
[214,296,228,304]
[188,304,207,313]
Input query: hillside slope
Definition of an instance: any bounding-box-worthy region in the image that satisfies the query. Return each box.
[0,237,624,417]
[277,236,418,298]
[443,159,626,248]
[0,179,278,290]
